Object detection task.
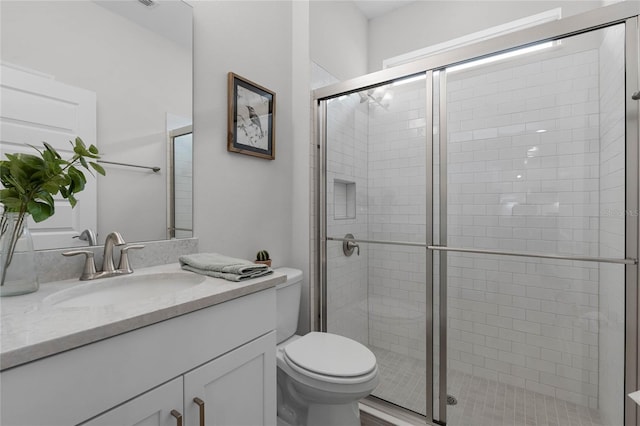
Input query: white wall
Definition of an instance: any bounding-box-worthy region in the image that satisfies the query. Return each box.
[291,0,312,334]
[191,0,312,334]
[367,1,603,73]
[310,0,368,81]
[191,1,296,268]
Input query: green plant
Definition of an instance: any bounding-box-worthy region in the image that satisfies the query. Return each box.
[0,137,105,286]
[256,250,270,261]
[0,137,104,222]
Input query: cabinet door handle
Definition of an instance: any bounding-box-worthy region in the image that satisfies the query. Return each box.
[170,409,183,426]
[193,397,205,426]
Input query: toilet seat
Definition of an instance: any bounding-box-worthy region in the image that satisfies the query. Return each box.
[282,332,377,385]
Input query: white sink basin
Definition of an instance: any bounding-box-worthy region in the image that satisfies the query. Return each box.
[44,272,206,308]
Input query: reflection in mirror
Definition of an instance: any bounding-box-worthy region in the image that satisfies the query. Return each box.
[0,0,193,249]
[169,125,193,239]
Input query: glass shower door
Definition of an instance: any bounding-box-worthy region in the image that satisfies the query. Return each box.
[319,7,638,426]
[324,76,431,417]
[169,126,193,239]
[435,23,632,426]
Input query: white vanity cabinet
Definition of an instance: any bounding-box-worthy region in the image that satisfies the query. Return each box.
[183,333,275,426]
[0,288,277,426]
[82,377,184,426]
[83,332,274,426]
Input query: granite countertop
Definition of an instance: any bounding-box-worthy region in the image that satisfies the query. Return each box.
[0,263,285,371]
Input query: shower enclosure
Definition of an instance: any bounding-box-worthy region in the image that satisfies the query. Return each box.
[315,3,639,425]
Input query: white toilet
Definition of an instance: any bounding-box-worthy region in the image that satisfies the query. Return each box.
[275,268,379,426]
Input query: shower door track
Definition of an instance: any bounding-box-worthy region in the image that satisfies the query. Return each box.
[326,237,637,265]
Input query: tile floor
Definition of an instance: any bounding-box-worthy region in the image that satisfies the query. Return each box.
[370,346,605,426]
[360,410,396,426]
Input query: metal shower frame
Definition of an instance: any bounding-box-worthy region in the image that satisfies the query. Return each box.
[314,2,640,425]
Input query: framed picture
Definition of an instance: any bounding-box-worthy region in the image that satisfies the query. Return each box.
[227,72,276,160]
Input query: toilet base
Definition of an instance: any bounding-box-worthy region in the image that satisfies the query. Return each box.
[277,401,361,426]
[307,401,361,426]
[277,367,369,426]
[276,416,294,426]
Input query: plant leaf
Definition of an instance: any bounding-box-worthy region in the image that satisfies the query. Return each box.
[35,190,55,208]
[0,189,23,211]
[89,162,106,176]
[72,138,90,157]
[67,193,77,208]
[67,166,86,193]
[1,138,103,223]
[43,142,62,159]
[41,181,59,195]
[27,200,54,223]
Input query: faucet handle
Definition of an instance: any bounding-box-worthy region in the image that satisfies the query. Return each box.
[73,229,97,246]
[118,244,145,274]
[62,250,97,280]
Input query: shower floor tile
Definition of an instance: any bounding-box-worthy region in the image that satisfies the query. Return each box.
[369,346,605,426]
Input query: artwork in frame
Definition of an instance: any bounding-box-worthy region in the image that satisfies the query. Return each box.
[227,72,276,160]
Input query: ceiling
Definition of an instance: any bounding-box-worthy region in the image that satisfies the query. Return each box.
[94,0,192,48]
[353,0,417,19]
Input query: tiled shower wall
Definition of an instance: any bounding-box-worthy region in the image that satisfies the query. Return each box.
[367,80,428,360]
[325,94,369,346]
[174,134,193,239]
[444,40,603,408]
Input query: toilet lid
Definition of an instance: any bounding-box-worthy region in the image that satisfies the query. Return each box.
[283,332,376,378]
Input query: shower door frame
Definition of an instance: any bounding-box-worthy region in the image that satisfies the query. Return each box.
[314,2,640,425]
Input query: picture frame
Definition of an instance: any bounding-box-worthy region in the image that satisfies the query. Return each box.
[227,72,276,160]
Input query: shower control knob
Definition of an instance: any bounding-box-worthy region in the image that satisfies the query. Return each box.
[343,234,360,257]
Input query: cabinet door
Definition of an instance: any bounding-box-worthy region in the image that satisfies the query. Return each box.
[184,332,276,426]
[81,377,183,426]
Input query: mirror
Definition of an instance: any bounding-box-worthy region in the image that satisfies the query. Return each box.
[0,0,193,248]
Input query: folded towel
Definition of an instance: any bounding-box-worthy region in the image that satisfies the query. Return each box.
[179,252,272,281]
[181,264,273,282]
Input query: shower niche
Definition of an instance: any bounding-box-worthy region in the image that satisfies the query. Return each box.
[333,179,356,220]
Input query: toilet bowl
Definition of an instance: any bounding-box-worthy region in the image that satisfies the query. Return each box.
[275,268,379,426]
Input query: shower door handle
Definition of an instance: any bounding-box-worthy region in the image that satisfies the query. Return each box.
[632,91,640,100]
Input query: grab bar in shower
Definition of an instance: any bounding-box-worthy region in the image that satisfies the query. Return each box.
[326,236,638,265]
[97,160,161,172]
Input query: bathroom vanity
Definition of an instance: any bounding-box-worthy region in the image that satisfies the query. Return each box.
[0,264,284,426]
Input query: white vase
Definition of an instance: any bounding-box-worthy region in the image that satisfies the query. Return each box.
[0,212,39,296]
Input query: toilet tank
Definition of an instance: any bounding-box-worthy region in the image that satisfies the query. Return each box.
[274,267,303,344]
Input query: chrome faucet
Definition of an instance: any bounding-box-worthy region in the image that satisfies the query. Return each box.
[62,231,144,280]
[73,228,97,246]
[102,231,126,273]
